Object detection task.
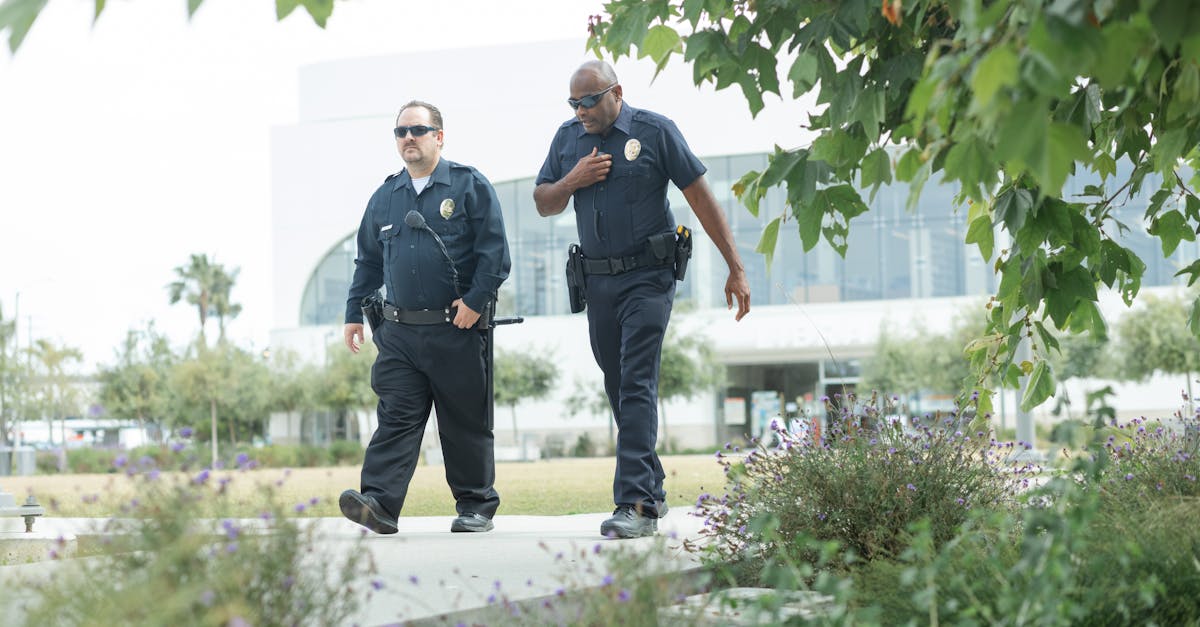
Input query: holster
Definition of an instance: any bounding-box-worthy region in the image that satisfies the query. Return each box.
[566,243,587,313]
[674,225,693,281]
[360,292,384,333]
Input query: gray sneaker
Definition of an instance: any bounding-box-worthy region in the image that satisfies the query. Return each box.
[451,512,494,533]
[600,506,657,539]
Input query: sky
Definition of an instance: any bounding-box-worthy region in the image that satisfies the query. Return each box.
[0,0,610,371]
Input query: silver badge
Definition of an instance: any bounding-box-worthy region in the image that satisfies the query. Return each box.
[439,198,455,219]
[624,138,641,161]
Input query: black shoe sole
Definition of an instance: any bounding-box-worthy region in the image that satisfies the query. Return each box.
[339,490,398,535]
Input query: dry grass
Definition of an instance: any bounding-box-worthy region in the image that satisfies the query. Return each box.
[1,454,726,518]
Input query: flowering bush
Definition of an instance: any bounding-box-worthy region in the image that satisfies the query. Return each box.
[1093,410,1200,501]
[5,437,372,626]
[697,394,1034,566]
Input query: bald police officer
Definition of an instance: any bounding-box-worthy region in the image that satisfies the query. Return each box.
[341,100,511,534]
[534,61,751,539]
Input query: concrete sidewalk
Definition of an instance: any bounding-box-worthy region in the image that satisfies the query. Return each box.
[2,509,707,626]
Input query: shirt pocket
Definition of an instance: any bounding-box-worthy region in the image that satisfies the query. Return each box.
[612,163,645,204]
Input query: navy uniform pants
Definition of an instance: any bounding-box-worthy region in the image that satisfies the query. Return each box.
[360,321,500,519]
[585,265,675,516]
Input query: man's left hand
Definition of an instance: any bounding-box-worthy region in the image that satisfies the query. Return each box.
[451,299,481,329]
[726,270,751,321]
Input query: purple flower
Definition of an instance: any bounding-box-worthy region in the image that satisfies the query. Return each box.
[113,455,128,468]
[236,453,250,466]
[294,503,307,513]
[618,589,631,602]
[907,484,917,491]
[409,575,419,585]
[601,574,615,586]
[1124,473,1134,481]
[193,470,210,485]
[372,579,385,591]
[180,427,194,438]
[225,542,238,554]
[227,618,250,627]
[171,442,185,453]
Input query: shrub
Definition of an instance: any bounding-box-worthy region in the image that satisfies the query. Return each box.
[571,432,596,458]
[1093,413,1200,499]
[4,446,374,626]
[326,439,365,466]
[697,394,1033,568]
[64,447,119,474]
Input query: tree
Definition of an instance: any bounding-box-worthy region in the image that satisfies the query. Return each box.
[1113,292,1200,404]
[316,339,375,443]
[657,325,721,453]
[591,1,1200,415]
[167,253,220,349]
[209,265,243,345]
[1,0,337,53]
[25,338,83,447]
[493,347,558,446]
[564,375,614,451]
[96,325,176,444]
[0,301,18,446]
[169,343,271,466]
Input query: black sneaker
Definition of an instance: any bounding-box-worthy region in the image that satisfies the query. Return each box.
[600,505,657,539]
[450,512,494,533]
[339,490,398,535]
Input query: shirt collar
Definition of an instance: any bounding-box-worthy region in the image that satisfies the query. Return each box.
[575,102,635,138]
[392,157,449,192]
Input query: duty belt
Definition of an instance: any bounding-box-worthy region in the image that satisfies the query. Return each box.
[581,248,672,276]
[382,303,454,325]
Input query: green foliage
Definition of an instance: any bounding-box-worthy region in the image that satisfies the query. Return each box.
[697,395,1029,567]
[5,457,371,626]
[1114,291,1200,382]
[168,343,272,463]
[64,446,120,474]
[658,324,721,452]
[0,0,336,54]
[24,337,84,442]
[861,310,988,406]
[0,299,24,446]
[317,339,375,416]
[96,325,176,440]
[494,345,559,443]
[591,0,1200,411]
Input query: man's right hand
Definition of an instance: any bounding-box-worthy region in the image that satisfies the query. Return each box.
[566,147,612,189]
[345,323,365,353]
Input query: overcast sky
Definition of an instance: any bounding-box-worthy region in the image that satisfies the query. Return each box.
[0,0,608,371]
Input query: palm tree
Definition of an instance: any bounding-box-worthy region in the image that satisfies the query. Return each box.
[209,265,242,344]
[166,255,241,346]
[28,339,83,446]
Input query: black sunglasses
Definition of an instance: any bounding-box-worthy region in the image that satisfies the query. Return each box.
[567,83,617,110]
[394,125,440,138]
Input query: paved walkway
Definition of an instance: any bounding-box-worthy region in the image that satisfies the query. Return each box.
[1,510,706,626]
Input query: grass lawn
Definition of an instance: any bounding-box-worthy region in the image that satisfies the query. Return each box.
[1,454,727,519]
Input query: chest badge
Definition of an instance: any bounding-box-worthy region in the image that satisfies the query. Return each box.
[439,198,455,219]
[624,138,641,161]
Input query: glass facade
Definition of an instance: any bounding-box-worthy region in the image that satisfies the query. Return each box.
[298,153,1200,325]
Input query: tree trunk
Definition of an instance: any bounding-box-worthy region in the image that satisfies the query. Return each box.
[227,416,236,447]
[210,398,219,468]
[511,405,519,446]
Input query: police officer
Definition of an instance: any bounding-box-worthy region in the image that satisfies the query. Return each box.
[340,100,511,534]
[534,61,751,538]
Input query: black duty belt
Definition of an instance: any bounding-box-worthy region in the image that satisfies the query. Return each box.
[582,248,672,276]
[382,303,454,325]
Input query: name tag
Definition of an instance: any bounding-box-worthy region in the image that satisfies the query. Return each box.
[381,224,393,232]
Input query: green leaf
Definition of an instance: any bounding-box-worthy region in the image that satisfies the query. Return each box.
[859,148,892,200]
[1153,127,1189,174]
[642,24,681,65]
[965,214,995,261]
[851,88,885,141]
[810,129,868,169]
[733,170,762,217]
[1174,259,1200,287]
[943,134,996,202]
[1020,360,1056,411]
[970,45,1019,108]
[94,0,106,22]
[895,149,923,182]
[187,0,203,18]
[756,215,783,271]
[788,51,819,98]
[759,148,806,189]
[299,0,333,28]
[1094,152,1117,179]
[0,0,48,52]
[793,197,822,252]
[276,0,300,20]
[1149,209,1194,256]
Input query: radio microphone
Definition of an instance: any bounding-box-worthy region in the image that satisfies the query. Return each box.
[405,210,462,297]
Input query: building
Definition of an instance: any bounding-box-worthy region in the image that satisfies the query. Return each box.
[268,39,1200,454]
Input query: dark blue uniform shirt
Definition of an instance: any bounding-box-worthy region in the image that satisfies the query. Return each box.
[535,102,706,258]
[345,158,510,323]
